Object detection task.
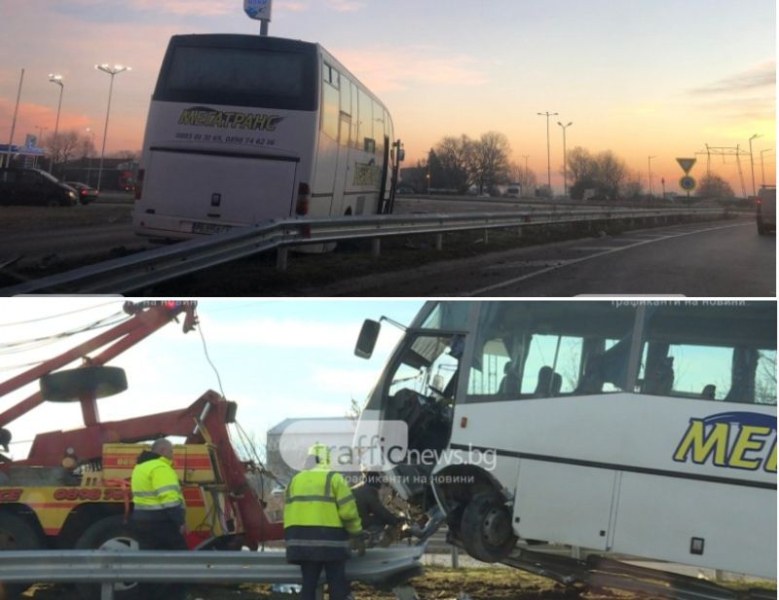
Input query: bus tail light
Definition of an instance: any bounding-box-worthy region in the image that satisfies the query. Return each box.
[296,182,310,216]
[134,169,145,200]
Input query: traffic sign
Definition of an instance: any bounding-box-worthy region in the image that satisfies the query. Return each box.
[679,175,696,191]
[676,158,696,174]
[244,0,272,20]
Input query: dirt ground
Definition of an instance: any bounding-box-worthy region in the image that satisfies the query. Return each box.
[19,566,637,600]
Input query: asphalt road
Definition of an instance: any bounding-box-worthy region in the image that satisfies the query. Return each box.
[316,220,776,297]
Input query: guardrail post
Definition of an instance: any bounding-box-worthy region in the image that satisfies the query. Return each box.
[435,233,443,251]
[393,585,420,599]
[483,229,489,244]
[101,582,115,600]
[371,238,381,257]
[451,545,459,569]
[276,247,288,271]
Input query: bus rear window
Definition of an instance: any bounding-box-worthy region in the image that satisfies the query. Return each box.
[156,46,316,110]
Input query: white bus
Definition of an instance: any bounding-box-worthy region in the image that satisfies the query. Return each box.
[355,301,776,581]
[133,34,401,241]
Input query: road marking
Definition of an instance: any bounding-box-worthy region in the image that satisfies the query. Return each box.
[486,260,571,270]
[466,222,748,296]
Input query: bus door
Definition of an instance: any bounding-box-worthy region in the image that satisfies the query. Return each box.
[142,149,299,231]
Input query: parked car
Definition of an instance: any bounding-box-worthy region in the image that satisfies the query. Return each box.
[756,185,776,235]
[0,167,77,207]
[65,181,99,205]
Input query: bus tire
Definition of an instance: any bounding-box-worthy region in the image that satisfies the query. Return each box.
[460,492,517,563]
[0,512,46,598]
[74,515,142,600]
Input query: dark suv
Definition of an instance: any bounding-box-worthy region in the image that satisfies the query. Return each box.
[0,167,77,207]
[756,185,776,235]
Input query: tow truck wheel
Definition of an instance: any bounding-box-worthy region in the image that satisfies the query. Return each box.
[74,515,142,600]
[0,512,46,598]
[460,492,517,563]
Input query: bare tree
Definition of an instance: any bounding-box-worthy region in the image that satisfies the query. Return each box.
[507,162,537,193]
[434,135,473,193]
[47,130,86,166]
[567,147,629,200]
[696,173,735,199]
[470,131,511,194]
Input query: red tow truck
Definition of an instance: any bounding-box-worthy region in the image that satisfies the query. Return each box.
[0,301,284,598]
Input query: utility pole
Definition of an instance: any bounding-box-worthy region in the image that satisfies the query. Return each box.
[4,68,24,168]
[537,111,558,195]
[748,134,760,196]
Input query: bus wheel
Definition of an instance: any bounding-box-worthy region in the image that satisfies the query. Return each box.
[74,515,142,600]
[460,493,517,563]
[0,512,45,598]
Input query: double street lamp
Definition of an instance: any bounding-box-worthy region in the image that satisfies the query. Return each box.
[537,111,558,195]
[557,121,572,197]
[95,63,131,192]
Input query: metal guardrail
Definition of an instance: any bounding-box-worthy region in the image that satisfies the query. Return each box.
[2,207,726,294]
[0,546,425,598]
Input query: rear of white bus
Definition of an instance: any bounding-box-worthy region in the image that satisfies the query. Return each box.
[133,35,319,241]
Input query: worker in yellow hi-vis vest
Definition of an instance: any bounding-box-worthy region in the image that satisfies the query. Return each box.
[130,438,187,600]
[284,443,364,600]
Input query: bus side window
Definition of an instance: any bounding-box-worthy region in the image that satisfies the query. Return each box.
[358,89,373,151]
[374,99,385,158]
[724,347,759,404]
[340,74,351,115]
[321,63,339,141]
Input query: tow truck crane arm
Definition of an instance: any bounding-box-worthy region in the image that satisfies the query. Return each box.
[0,300,197,430]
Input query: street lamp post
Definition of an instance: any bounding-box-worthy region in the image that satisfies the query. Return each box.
[48,74,64,139]
[647,155,656,197]
[537,111,558,195]
[95,63,131,192]
[48,74,64,172]
[557,121,572,197]
[748,134,760,197]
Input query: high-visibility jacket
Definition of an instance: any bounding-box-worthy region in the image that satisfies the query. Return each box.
[131,450,185,527]
[284,465,362,563]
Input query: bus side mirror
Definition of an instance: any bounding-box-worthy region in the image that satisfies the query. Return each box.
[355,319,381,359]
[397,148,405,162]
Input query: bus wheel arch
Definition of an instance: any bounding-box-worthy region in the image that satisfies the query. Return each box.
[433,465,517,562]
[460,491,518,562]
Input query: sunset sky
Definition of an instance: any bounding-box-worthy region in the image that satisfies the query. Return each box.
[0,0,775,195]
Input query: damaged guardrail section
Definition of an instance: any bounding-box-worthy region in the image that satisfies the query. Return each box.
[2,207,726,294]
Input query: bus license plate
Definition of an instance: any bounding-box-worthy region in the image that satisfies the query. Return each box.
[192,222,232,235]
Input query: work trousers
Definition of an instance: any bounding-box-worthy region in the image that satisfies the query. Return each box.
[300,559,351,600]
[130,518,188,600]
